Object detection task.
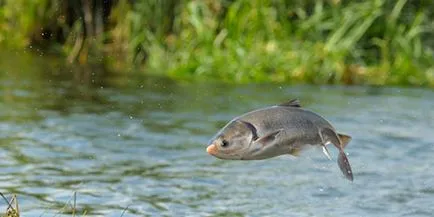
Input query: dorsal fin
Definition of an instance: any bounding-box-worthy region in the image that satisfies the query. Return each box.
[278,99,301,107]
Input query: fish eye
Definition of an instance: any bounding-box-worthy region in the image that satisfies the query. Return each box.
[221,139,229,147]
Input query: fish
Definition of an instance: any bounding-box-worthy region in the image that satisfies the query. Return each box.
[206,99,354,181]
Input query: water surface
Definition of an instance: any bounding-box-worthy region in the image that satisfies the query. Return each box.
[1,52,434,216]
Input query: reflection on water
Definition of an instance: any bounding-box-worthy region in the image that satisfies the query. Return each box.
[1,51,434,216]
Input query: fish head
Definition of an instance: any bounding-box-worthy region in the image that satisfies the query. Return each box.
[206,120,256,160]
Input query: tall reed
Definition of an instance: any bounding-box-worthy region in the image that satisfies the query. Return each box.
[0,0,433,86]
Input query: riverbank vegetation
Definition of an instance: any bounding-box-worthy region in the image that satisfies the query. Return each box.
[0,0,433,86]
[0,192,129,216]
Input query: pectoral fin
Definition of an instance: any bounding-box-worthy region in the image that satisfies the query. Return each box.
[256,129,282,146]
[289,147,301,156]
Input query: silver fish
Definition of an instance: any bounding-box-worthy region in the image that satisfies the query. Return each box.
[206,99,354,181]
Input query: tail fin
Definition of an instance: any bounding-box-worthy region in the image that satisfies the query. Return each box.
[338,150,354,181]
[338,133,352,149]
[321,128,354,181]
[337,133,353,181]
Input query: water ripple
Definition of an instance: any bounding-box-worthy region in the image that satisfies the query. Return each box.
[1,75,433,216]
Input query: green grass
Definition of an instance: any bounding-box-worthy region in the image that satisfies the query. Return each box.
[0,0,433,86]
[0,192,130,217]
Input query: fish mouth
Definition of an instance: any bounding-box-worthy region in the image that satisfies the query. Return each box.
[206,144,243,160]
[206,144,218,156]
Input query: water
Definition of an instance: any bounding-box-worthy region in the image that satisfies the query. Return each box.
[1,53,434,217]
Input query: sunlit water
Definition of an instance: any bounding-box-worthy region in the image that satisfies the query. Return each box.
[1,53,434,216]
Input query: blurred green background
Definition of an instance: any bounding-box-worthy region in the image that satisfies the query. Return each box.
[0,0,433,86]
